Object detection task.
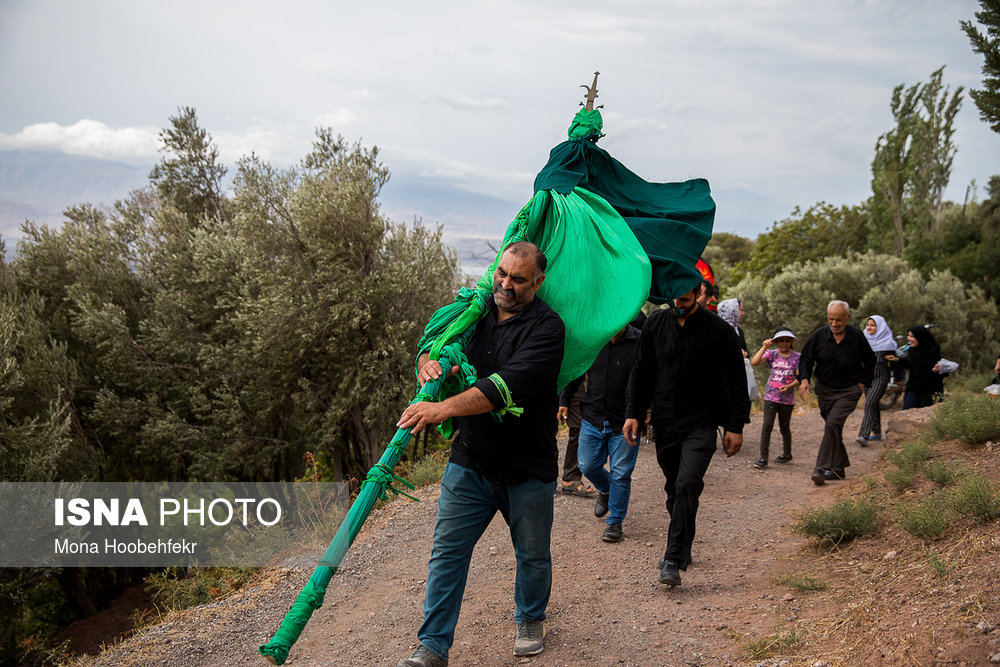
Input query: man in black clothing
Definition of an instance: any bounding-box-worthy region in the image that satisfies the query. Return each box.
[623,285,749,587]
[559,324,641,543]
[396,241,565,667]
[798,300,874,485]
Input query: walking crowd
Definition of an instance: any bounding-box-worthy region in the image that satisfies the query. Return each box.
[395,241,957,667]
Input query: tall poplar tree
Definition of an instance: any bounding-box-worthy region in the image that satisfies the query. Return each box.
[870,68,963,253]
[962,0,1000,133]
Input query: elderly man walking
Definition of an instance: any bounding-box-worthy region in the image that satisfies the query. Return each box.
[798,300,874,485]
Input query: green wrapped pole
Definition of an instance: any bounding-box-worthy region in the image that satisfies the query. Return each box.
[258,350,455,665]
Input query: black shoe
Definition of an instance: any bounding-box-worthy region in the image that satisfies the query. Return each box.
[601,522,623,542]
[659,559,682,586]
[594,492,610,518]
[823,468,846,480]
[753,458,768,469]
[398,644,448,667]
[774,455,792,464]
[811,467,826,485]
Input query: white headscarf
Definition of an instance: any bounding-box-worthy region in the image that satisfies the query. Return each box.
[864,314,896,352]
[717,298,740,330]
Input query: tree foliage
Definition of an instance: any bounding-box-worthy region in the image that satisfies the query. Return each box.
[962,0,1000,133]
[870,68,963,253]
[731,202,869,282]
[2,110,459,484]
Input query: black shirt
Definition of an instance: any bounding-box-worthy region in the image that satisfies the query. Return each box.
[625,306,750,435]
[559,325,640,432]
[798,325,875,389]
[449,296,565,484]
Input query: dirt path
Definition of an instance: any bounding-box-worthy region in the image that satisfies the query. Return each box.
[79,405,887,666]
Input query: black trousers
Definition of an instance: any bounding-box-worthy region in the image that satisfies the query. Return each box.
[561,383,586,482]
[813,380,862,472]
[760,400,793,460]
[653,427,717,570]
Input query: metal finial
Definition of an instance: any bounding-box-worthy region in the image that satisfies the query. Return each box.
[580,71,603,111]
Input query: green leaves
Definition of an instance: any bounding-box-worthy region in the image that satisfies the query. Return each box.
[1,111,458,484]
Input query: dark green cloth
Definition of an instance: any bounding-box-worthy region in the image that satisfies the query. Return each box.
[533,124,715,303]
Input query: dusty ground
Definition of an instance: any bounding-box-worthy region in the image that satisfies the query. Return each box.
[69,402,1000,666]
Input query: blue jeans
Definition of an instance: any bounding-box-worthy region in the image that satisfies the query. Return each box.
[417,462,555,661]
[578,419,640,525]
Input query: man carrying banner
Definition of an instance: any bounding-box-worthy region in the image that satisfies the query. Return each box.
[395,241,565,667]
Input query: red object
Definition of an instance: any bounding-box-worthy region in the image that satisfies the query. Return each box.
[695,258,718,311]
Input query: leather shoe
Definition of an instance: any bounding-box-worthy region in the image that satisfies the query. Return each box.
[594,492,610,518]
[811,467,826,485]
[398,644,447,667]
[823,468,846,480]
[659,559,681,586]
[601,522,623,542]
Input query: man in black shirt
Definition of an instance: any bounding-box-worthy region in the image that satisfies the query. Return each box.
[798,300,874,485]
[559,324,641,543]
[396,241,565,667]
[624,284,749,587]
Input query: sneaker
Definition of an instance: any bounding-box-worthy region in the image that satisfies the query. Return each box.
[774,455,793,464]
[514,620,545,656]
[753,458,768,469]
[855,436,868,447]
[811,467,826,486]
[659,559,682,586]
[594,492,610,518]
[867,434,882,441]
[601,522,623,542]
[397,644,448,667]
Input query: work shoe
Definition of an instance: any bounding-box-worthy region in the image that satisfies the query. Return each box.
[823,468,846,481]
[397,644,447,667]
[774,455,792,464]
[855,436,868,447]
[594,492,610,518]
[811,467,826,486]
[659,559,682,586]
[753,458,768,469]
[601,522,623,542]
[513,620,545,656]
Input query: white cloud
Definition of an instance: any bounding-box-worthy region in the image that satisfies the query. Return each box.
[311,109,359,129]
[421,90,509,111]
[0,120,160,163]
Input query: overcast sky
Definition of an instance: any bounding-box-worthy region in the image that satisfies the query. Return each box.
[1,0,996,239]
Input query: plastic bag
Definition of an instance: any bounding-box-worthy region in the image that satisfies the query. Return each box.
[936,358,959,374]
[744,358,761,401]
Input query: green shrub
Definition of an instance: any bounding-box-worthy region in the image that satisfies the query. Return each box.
[741,623,802,660]
[146,566,256,612]
[922,459,958,487]
[403,449,450,487]
[895,496,952,539]
[930,394,1000,444]
[792,498,880,546]
[923,548,950,577]
[773,572,828,592]
[900,438,934,465]
[948,473,1000,522]
[885,464,915,492]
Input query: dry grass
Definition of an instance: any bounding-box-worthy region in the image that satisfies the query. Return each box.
[744,432,1000,665]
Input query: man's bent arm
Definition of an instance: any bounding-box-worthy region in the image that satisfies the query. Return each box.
[397,386,494,433]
